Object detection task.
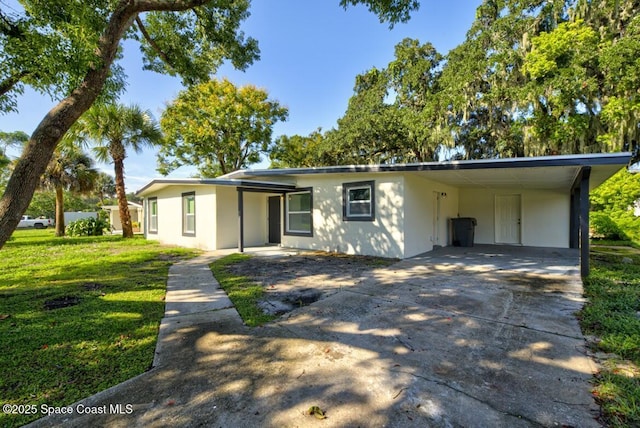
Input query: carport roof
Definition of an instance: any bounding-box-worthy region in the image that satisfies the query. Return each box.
[136,178,296,196]
[220,152,632,191]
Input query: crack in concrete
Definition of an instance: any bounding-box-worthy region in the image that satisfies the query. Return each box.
[343,288,585,340]
[390,368,547,427]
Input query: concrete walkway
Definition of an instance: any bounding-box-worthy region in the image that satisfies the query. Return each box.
[153,254,237,368]
[28,246,601,427]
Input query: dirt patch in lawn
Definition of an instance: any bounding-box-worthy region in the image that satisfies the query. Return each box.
[43,296,80,310]
[226,251,396,316]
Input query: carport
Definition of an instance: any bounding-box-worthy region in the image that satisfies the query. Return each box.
[401,155,626,277]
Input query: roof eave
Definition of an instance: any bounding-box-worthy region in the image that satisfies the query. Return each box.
[136,178,297,196]
[228,152,632,179]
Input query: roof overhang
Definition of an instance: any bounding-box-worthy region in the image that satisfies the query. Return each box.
[221,153,631,192]
[136,178,297,197]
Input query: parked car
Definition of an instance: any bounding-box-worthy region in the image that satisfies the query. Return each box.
[18,215,53,229]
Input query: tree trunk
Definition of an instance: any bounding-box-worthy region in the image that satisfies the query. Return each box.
[55,186,65,237]
[0,2,137,249]
[0,0,217,249]
[113,156,133,238]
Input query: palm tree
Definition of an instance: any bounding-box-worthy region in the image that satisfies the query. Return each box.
[77,103,162,238]
[41,147,98,236]
[93,172,116,206]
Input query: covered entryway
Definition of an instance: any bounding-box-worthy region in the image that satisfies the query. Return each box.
[236,182,296,252]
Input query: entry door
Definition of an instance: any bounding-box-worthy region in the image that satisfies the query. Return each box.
[268,196,281,244]
[495,194,521,244]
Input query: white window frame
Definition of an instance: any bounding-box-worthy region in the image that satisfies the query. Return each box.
[343,181,375,221]
[182,192,196,236]
[148,197,158,234]
[285,189,313,236]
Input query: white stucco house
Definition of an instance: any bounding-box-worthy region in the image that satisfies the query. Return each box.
[101,201,144,232]
[136,153,631,276]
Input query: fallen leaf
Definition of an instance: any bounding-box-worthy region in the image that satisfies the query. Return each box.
[0,314,10,320]
[166,399,176,406]
[41,344,49,349]
[308,405,326,419]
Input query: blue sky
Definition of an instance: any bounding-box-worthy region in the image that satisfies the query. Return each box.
[0,0,482,191]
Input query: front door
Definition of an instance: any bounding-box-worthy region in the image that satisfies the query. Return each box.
[268,196,281,244]
[495,194,521,244]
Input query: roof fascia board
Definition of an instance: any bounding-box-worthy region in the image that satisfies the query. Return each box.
[234,153,632,178]
[136,178,296,196]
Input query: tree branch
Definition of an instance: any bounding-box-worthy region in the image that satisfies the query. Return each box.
[133,0,209,13]
[135,16,176,71]
[0,9,24,38]
[0,70,29,98]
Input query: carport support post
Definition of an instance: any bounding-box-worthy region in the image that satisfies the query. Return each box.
[237,188,244,253]
[579,167,591,278]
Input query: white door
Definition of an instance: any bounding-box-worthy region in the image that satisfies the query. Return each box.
[495,195,521,244]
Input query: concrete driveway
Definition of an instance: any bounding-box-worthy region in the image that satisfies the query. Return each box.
[29,245,600,427]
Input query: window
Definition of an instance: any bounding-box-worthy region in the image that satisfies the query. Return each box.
[343,181,375,221]
[182,192,195,236]
[285,189,313,236]
[148,197,158,234]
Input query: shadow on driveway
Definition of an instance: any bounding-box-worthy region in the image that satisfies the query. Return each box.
[28,245,600,427]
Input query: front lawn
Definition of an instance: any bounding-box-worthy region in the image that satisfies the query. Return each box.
[210,253,276,327]
[0,229,196,427]
[581,244,640,427]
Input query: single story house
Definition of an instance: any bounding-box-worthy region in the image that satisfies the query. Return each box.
[102,201,144,232]
[136,153,632,276]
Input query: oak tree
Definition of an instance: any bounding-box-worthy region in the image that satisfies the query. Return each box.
[159,78,287,177]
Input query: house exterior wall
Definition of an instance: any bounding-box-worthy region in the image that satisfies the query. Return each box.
[145,185,217,250]
[281,174,406,259]
[140,172,575,255]
[403,174,459,257]
[458,188,570,248]
[215,186,237,249]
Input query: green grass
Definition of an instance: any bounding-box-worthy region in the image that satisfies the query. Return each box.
[581,243,640,427]
[0,229,196,427]
[209,254,276,327]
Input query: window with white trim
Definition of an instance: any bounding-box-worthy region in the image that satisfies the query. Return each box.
[343,181,375,221]
[148,197,158,234]
[182,192,195,236]
[285,189,313,236]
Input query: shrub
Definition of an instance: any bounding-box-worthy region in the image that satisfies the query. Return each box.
[590,212,628,241]
[613,213,640,242]
[66,217,110,237]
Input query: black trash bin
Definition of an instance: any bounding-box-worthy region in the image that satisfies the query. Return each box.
[451,217,477,247]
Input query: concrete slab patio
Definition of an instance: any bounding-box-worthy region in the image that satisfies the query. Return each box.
[28,245,601,427]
